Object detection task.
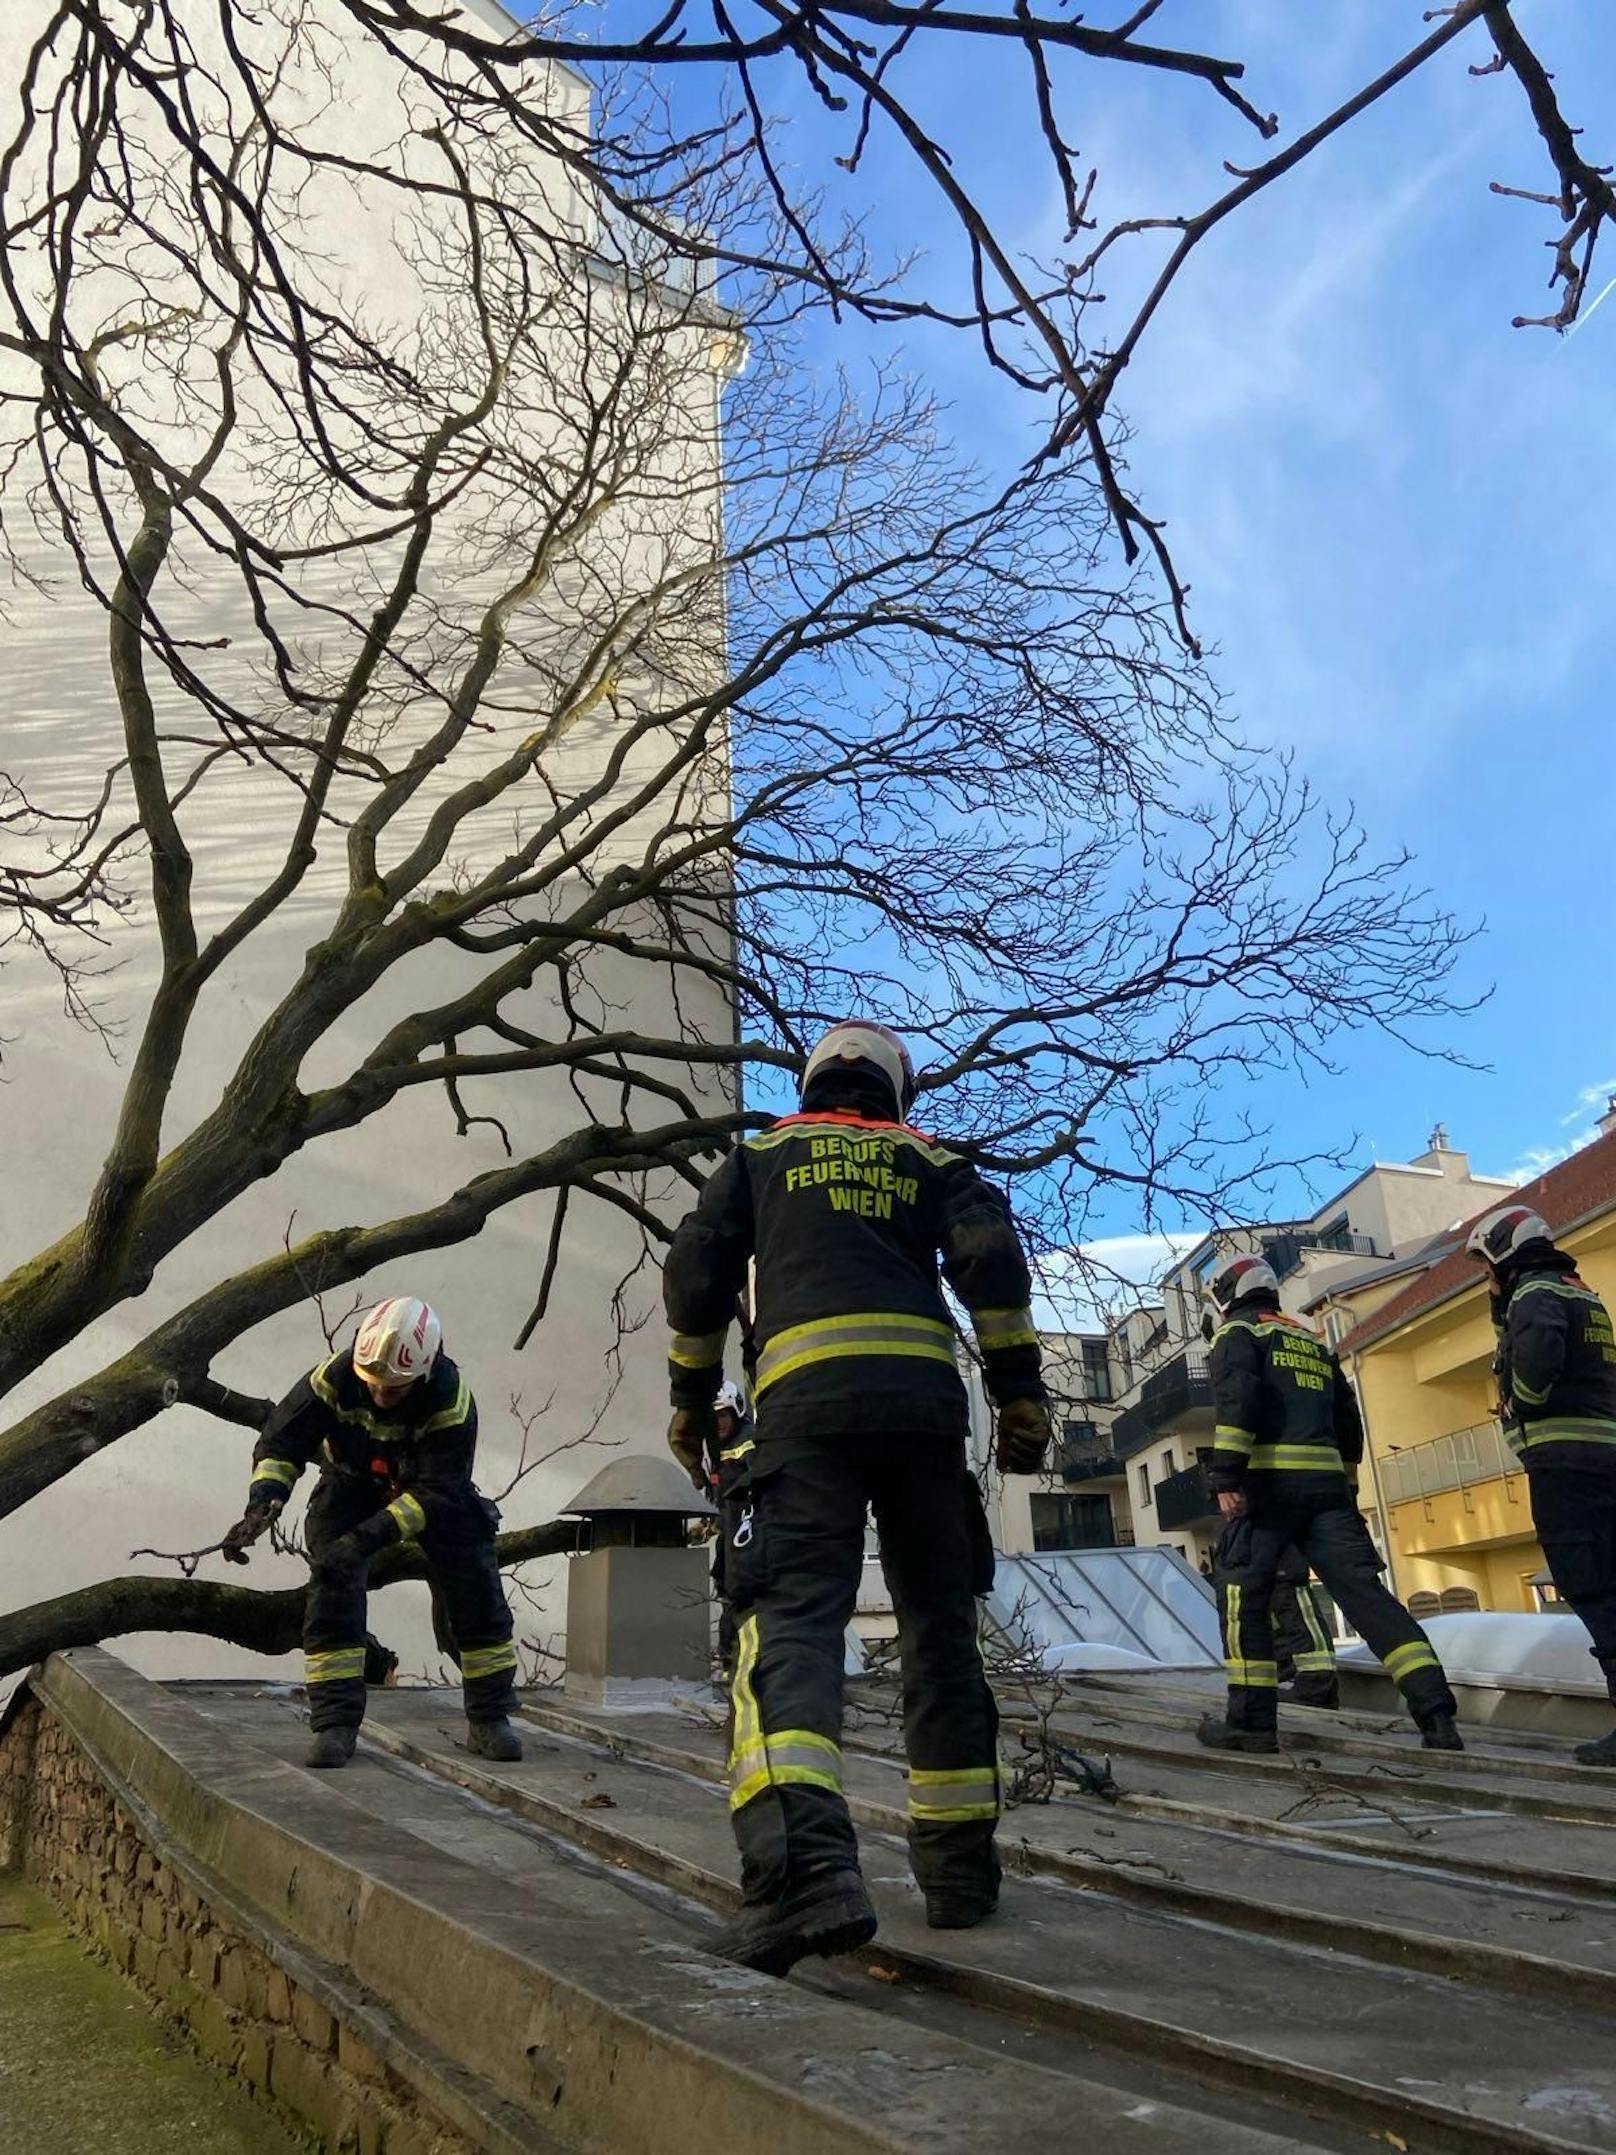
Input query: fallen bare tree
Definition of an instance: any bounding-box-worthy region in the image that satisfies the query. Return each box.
[0,1,1499,1681]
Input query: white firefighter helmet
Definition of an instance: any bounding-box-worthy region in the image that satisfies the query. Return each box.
[1465,1205,1551,1271]
[801,1019,916,1116]
[353,1296,442,1385]
[1208,1253,1280,1315]
[715,1378,749,1422]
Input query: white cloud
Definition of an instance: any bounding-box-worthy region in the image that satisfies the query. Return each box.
[1560,1079,1616,1128]
[1507,1078,1616,1183]
[1034,1233,1200,1332]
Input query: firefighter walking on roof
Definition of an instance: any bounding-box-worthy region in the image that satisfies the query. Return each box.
[1198,1255,1462,1756]
[663,1021,1050,1975]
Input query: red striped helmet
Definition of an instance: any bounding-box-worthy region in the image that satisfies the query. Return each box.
[354,1297,442,1385]
[1465,1206,1550,1270]
[1208,1254,1280,1315]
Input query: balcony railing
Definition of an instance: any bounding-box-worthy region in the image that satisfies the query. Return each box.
[1261,1229,1379,1282]
[1111,1349,1212,1458]
[1380,1422,1521,1508]
[1058,1429,1124,1483]
[1155,1461,1218,1532]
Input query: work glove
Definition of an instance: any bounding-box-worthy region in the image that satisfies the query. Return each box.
[221,1504,279,1566]
[995,1395,1052,1476]
[667,1403,716,1493]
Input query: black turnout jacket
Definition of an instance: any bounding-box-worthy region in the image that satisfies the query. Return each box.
[1497,1255,1616,1467]
[664,1108,1044,1439]
[246,1348,479,1547]
[1207,1296,1362,1495]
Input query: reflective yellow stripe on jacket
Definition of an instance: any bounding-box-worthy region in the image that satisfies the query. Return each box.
[309,1357,473,1439]
[755,1311,957,1396]
[970,1306,1039,1353]
[670,1328,729,1371]
[1246,1443,1345,1474]
[1515,1419,1616,1451]
[387,1493,427,1540]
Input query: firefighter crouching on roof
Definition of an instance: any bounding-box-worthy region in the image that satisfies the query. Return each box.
[1466,1205,1616,1767]
[1198,1254,1462,1755]
[220,1297,523,1771]
[663,1020,1050,1976]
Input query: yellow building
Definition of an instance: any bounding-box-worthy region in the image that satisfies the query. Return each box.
[1322,1125,1616,1617]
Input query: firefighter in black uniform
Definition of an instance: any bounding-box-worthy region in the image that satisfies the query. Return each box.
[220,1296,522,1770]
[1213,1520,1338,1709]
[1466,1205,1616,1766]
[1198,1254,1461,1754]
[663,1019,1049,1974]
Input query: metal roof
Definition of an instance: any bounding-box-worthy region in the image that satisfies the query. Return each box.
[562,1456,716,1517]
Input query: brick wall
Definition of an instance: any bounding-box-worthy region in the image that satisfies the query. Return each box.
[0,1695,477,2155]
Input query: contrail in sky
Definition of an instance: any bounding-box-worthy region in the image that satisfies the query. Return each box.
[1568,273,1616,336]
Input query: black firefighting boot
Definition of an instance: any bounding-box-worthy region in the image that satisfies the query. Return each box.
[1575,1662,1616,1766]
[923,1843,1001,1931]
[1195,1712,1278,1756]
[466,1718,524,1763]
[1418,1713,1465,1753]
[711,1869,878,1977]
[305,1725,358,1770]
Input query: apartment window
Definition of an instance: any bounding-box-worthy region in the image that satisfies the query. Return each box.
[1080,1338,1112,1402]
[1029,1492,1115,1553]
[1159,1447,1176,1479]
[1136,1462,1152,1509]
[1324,1309,1346,1347]
[1062,1418,1098,1445]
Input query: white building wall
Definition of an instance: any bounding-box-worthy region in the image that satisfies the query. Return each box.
[0,3,732,1681]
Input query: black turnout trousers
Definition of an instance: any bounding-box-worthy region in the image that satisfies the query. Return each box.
[1527,1460,1616,1679]
[303,1476,517,1733]
[725,1427,999,1905]
[1221,1481,1454,1733]
[1216,1528,1338,1708]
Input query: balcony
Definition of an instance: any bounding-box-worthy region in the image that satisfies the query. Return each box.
[1111,1349,1212,1458]
[1155,1461,1218,1533]
[1029,1491,1135,1552]
[1380,1422,1520,1508]
[1261,1228,1378,1282]
[1058,1428,1124,1484]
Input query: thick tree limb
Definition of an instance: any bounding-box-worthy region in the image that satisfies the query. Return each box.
[0,1518,584,1686]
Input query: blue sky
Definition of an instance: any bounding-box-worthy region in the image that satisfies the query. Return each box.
[593,2,1616,1254]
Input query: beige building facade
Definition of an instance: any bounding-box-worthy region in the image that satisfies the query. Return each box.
[996,1136,1514,1579]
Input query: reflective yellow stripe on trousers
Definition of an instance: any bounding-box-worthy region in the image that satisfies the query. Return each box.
[908,1764,1001,1821]
[460,1640,518,1680]
[305,1647,366,1685]
[728,1615,844,1809]
[1295,1585,1335,1672]
[1384,1639,1439,1682]
[1223,1584,1277,1687]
